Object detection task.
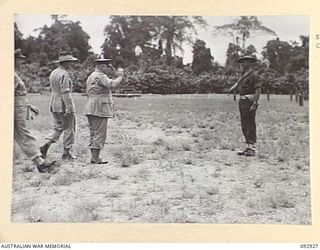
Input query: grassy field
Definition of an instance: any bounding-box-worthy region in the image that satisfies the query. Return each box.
[11,93,310,224]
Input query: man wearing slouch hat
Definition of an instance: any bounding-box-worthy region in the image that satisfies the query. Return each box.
[84,54,124,164]
[229,55,262,157]
[40,51,78,160]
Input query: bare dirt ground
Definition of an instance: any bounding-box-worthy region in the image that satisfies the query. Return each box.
[11,94,310,224]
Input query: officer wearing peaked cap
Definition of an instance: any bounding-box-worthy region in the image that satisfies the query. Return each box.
[14,49,60,173]
[40,51,78,160]
[229,55,262,156]
[84,54,124,164]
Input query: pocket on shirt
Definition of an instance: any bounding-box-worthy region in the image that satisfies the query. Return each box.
[101,100,114,116]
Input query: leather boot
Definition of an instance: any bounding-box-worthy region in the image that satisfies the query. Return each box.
[237,147,249,155]
[91,149,108,164]
[62,148,77,160]
[244,147,256,157]
[40,142,52,159]
[36,160,61,174]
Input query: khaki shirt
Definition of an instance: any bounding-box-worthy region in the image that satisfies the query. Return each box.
[239,70,262,95]
[84,71,114,118]
[49,67,75,113]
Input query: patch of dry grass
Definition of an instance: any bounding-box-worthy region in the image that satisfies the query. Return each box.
[267,190,296,209]
[67,200,100,222]
[11,94,310,224]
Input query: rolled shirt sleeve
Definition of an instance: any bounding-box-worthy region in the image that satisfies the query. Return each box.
[60,73,72,94]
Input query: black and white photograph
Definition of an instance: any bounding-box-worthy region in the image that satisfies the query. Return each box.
[12,14,310,224]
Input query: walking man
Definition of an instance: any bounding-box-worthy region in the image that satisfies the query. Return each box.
[229,55,262,156]
[40,51,78,160]
[14,49,59,173]
[84,55,124,164]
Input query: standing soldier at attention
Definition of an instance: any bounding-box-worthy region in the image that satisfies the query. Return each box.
[84,55,124,164]
[229,55,262,156]
[40,51,78,160]
[14,49,59,173]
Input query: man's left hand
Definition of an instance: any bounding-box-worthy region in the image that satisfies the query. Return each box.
[29,104,40,115]
[249,102,258,112]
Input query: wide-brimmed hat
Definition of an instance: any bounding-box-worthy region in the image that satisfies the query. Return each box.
[94,54,111,63]
[237,55,258,63]
[56,51,78,63]
[15,49,26,59]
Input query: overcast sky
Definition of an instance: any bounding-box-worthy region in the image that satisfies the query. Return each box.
[15,15,309,65]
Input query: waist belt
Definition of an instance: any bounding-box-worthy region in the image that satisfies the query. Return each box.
[15,95,27,99]
[240,94,254,100]
[14,95,28,106]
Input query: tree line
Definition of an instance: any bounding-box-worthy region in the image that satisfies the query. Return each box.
[14,15,309,95]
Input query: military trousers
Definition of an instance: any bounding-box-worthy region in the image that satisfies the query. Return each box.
[87,115,108,150]
[14,104,42,160]
[46,112,76,149]
[239,99,257,144]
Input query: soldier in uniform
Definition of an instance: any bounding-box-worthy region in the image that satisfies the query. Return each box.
[40,51,78,160]
[229,55,262,156]
[84,55,124,164]
[14,49,59,173]
[297,81,304,106]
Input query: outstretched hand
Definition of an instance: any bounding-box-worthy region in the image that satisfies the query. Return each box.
[115,68,124,77]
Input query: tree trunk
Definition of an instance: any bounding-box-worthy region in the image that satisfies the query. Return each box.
[290,88,293,101]
[165,36,173,65]
[299,92,304,106]
[242,32,246,50]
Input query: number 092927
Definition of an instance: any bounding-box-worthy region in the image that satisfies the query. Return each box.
[300,244,319,248]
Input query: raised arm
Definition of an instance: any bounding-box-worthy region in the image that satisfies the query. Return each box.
[110,68,124,88]
[95,68,124,88]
